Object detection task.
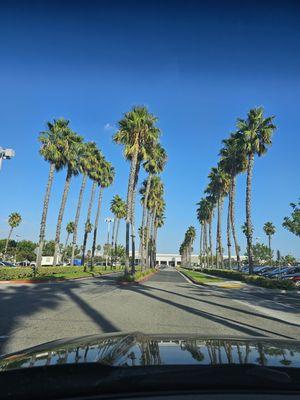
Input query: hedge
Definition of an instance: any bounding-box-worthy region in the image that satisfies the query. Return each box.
[118,268,156,282]
[0,266,122,281]
[200,268,295,290]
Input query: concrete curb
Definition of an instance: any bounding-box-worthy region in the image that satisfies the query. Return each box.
[0,271,122,285]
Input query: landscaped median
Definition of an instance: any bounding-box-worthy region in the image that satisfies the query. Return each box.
[0,266,124,283]
[181,267,296,291]
[178,268,243,288]
[117,268,157,283]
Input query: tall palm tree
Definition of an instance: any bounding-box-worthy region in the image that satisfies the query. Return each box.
[140,143,167,268]
[205,166,230,268]
[236,107,276,274]
[36,118,70,269]
[196,198,211,268]
[71,142,99,266]
[141,176,164,269]
[152,202,165,268]
[4,212,22,259]
[53,129,83,266]
[90,157,115,268]
[219,135,247,269]
[263,222,276,260]
[180,226,196,268]
[81,149,104,269]
[113,106,160,275]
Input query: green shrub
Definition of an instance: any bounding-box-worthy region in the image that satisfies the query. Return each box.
[200,268,295,290]
[118,268,156,282]
[0,266,124,281]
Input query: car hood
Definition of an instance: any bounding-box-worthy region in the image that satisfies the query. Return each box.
[1,332,300,371]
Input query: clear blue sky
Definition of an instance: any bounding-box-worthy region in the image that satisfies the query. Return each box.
[0,0,299,257]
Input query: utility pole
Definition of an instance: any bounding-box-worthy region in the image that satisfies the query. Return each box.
[0,147,15,171]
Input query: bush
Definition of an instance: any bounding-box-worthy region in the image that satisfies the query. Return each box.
[200,268,295,290]
[0,266,122,281]
[118,268,156,282]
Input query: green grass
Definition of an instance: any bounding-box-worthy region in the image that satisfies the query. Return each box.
[0,266,124,281]
[179,268,224,284]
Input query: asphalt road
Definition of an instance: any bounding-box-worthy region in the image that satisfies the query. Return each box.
[0,267,299,355]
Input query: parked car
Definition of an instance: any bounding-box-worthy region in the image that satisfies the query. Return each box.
[0,260,16,267]
[263,266,290,278]
[283,273,300,287]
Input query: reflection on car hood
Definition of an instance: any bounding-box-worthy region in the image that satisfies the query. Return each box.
[1,332,300,371]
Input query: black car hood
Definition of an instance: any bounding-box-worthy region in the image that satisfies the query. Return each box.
[1,332,300,371]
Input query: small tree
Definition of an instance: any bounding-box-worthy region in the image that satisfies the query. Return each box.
[283,199,300,238]
[4,212,22,259]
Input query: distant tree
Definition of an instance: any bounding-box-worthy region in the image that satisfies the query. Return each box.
[281,254,297,266]
[4,212,22,258]
[283,199,300,238]
[16,240,37,262]
[263,222,276,259]
[276,250,281,263]
[244,243,272,265]
[0,239,17,258]
[42,240,56,256]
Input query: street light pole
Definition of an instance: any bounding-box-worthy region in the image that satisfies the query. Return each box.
[0,147,15,171]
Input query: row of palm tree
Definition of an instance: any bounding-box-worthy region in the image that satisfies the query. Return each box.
[196,107,276,274]
[36,118,115,270]
[113,106,167,275]
[179,226,196,268]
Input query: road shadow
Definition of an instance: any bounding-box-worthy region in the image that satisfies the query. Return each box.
[0,276,119,355]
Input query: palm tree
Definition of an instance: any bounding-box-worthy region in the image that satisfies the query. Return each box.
[53,129,83,266]
[70,142,99,266]
[36,118,70,269]
[62,221,74,263]
[113,106,160,275]
[152,202,165,268]
[4,212,22,259]
[205,166,230,268]
[141,176,164,269]
[236,107,276,274]
[110,195,126,266]
[81,149,104,269]
[219,134,247,269]
[140,143,167,268]
[180,227,196,268]
[90,157,115,268]
[196,198,212,268]
[263,222,276,260]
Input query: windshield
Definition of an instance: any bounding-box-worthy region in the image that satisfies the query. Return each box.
[0,0,299,377]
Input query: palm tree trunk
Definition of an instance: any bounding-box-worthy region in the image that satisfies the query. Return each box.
[130,163,140,274]
[145,209,151,269]
[199,224,203,267]
[230,176,240,270]
[209,218,213,268]
[62,232,70,263]
[140,174,152,269]
[205,222,209,268]
[91,186,103,269]
[53,169,72,266]
[268,235,272,260]
[114,218,120,265]
[216,197,220,268]
[219,197,224,268]
[153,225,158,268]
[81,181,97,270]
[71,174,87,267]
[246,153,254,274]
[36,163,55,269]
[227,190,232,270]
[150,208,157,268]
[125,153,138,275]
[110,217,116,268]
[4,226,13,259]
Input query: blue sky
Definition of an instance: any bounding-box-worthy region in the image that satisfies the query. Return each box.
[0,0,299,257]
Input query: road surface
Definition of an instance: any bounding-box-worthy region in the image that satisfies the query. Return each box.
[0,267,299,354]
